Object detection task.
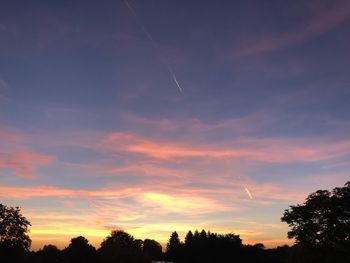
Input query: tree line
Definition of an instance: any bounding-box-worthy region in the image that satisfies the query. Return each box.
[1,182,349,263]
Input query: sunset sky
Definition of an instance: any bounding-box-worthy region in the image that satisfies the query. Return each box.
[1,0,350,250]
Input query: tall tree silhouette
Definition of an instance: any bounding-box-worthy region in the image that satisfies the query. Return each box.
[166,231,182,262]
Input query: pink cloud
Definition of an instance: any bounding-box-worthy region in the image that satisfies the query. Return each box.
[0,127,23,142]
[104,131,350,163]
[0,151,53,179]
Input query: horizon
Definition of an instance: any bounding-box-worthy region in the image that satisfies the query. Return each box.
[1,0,350,251]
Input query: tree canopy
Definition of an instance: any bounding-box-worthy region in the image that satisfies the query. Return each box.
[281,181,350,248]
[99,230,149,263]
[142,239,162,261]
[0,203,31,252]
[281,182,350,262]
[64,236,97,263]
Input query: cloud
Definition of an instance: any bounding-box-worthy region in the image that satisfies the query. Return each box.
[104,131,350,163]
[141,192,227,214]
[0,79,10,102]
[0,151,53,179]
[0,127,23,142]
[0,79,9,90]
[0,128,54,179]
[0,185,139,199]
[234,0,350,56]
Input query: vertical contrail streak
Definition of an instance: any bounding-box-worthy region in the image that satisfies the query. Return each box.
[122,0,183,93]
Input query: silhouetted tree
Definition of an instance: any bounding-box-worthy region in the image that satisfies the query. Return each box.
[99,230,149,263]
[0,204,31,263]
[281,181,350,262]
[143,239,162,261]
[177,229,245,263]
[184,230,193,245]
[253,243,265,249]
[166,231,182,262]
[63,236,97,263]
[34,244,62,263]
[183,231,194,262]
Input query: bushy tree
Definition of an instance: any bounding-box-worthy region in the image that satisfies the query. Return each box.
[0,204,31,263]
[64,236,97,263]
[281,182,350,247]
[143,239,162,261]
[32,244,62,263]
[99,230,149,263]
[0,204,31,250]
[281,182,350,262]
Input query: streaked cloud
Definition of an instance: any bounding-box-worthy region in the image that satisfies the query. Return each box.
[0,151,53,179]
[234,0,350,56]
[104,131,350,163]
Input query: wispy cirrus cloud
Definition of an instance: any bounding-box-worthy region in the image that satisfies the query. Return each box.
[0,151,53,179]
[0,79,9,90]
[233,0,350,57]
[0,79,10,102]
[0,128,53,179]
[104,131,350,163]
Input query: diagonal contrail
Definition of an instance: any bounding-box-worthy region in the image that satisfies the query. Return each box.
[244,186,253,200]
[122,0,183,93]
[123,0,137,17]
[170,69,183,93]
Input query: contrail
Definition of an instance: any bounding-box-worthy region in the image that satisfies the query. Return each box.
[122,0,183,93]
[170,69,183,93]
[123,0,137,17]
[244,186,253,200]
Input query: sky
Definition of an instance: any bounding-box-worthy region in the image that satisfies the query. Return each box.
[1,0,350,250]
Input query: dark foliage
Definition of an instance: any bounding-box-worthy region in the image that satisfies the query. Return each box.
[281,181,350,262]
[180,229,243,262]
[63,236,97,263]
[0,203,31,263]
[98,230,149,263]
[165,231,182,261]
[143,239,163,261]
[31,244,62,263]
